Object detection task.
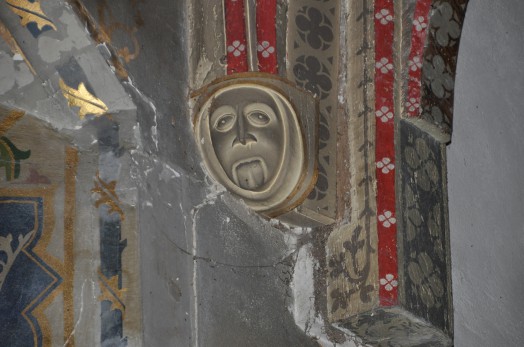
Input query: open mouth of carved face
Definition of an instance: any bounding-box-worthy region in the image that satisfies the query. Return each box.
[232,157,269,191]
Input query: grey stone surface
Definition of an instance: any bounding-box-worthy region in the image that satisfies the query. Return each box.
[195,197,318,346]
[0,39,33,95]
[72,0,320,344]
[449,1,524,346]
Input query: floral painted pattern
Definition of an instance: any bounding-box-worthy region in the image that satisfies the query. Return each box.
[407,0,468,137]
[296,6,334,50]
[400,122,451,332]
[380,274,399,292]
[293,55,332,99]
[407,252,445,308]
[431,2,461,47]
[423,55,454,99]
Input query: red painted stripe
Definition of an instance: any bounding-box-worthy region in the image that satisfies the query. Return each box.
[374,0,398,306]
[256,0,278,73]
[407,0,432,117]
[225,0,249,74]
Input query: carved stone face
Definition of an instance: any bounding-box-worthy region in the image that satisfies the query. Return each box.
[195,83,305,213]
[209,88,285,190]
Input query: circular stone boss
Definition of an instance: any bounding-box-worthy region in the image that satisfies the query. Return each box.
[195,83,305,213]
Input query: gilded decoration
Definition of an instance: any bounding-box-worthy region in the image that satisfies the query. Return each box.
[5,0,57,37]
[59,79,109,119]
[92,171,125,220]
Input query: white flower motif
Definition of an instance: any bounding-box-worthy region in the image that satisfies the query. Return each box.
[378,211,396,228]
[375,57,393,74]
[375,9,393,25]
[380,274,399,292]
[406,97,420,113]
[377,157,395,174]
[257,41,275,58]
[375,106,393,123]
[227,40,245,57]
[408,56,422,72]
[413,16,428,32]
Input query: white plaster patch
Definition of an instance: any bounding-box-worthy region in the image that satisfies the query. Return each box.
[159,163,182,182]
[290,245,316,331]
[132,124,143,149]
[124,79,159,150]
[194,57,214,88]
[38,10,91,63]
[290,245,364,347]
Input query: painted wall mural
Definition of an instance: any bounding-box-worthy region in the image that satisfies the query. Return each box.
[0,111,138,347]
[0,194,64,347]
[0,110,78,346]
[330,1,469,346]
[0,0,140,342]
[0,0,471,345]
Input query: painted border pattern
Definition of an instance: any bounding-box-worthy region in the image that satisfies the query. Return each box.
[405,0,469,138]
[225,0,249,74]
[95,122,128,346]
[406,0,432,118]
[288,0,339,219]
[256,0,277,73]
[327,0,378,320]
[374,0,398,306]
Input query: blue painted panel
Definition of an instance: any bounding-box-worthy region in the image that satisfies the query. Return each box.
[0,197,62,347]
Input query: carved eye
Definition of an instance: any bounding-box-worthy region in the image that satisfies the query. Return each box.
[247,112,270,126]
[214,114,236,132]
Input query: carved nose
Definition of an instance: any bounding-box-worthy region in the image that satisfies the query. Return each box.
[233,133,257,147]
[237,113,246,144]
[232,113,257,146]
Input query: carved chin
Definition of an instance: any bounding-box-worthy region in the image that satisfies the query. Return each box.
[232,157,269,190]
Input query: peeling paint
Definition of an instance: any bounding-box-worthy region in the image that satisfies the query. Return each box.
[124,79,159,150]
[290,244,364,347]
[0,51,34,94]
[37,10,91,63]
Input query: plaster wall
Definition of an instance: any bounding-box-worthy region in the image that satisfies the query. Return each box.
[448,1,524,346]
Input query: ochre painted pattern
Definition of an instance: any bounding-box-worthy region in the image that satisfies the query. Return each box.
[374,0,398,306]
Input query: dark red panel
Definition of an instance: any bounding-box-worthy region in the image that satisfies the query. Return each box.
[225,0,249,74]
[374,0,398,306]
[256,0,278,74]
